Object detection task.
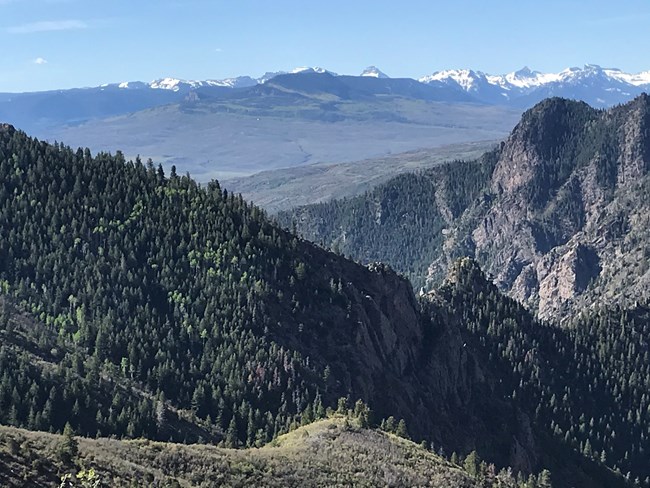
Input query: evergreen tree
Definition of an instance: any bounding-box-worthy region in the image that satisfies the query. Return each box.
[59,422,79,464]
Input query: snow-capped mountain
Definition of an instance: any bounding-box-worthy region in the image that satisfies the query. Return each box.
[257,67,337,84]
[420,69,509,104]
[112,64,649,108]
[420,64,650,108]
[4,64,649,136]
[487,67,561,92]
[115,76,258,92]
[360,66,389,78]
[605,68,650,86]
[119,68,338,90]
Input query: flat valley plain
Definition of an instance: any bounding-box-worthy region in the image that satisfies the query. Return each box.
[43,97,520,181]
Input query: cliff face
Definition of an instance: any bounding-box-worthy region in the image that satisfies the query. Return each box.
[304,256,539,473]
[284,96,650,323]
[428,95,650,320]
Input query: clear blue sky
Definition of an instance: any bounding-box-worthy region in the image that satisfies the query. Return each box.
[1,0,649,92]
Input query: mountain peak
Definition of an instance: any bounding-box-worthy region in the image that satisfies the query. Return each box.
[259,67,337,84]
[360,66,389,78]
[291,66,336,75]
[0,123,15,133]
[149,77,190,91]
[419,69,486,91]
[442,257,493,295]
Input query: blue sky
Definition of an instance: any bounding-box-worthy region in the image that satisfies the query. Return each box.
[1,0,649,92]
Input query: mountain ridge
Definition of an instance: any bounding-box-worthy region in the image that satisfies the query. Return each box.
[62,63,650,98]
[2,63,647,182]
[1,122,643,486]
[282,95,650,321]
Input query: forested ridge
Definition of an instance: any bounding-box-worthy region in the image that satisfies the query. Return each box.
[279,152,499,287]
[282,95,650,319]
[440,259,650,485]
[0,119,648,487]
[0,122,383,446]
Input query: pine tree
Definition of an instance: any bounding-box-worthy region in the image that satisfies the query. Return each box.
[225,417,239,448]
[463,450,480,478]
[336,397,348,415]
[537,469,552,488]
[59,422,79,464]
[396,419,409,439]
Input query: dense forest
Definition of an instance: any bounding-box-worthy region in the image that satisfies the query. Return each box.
[0,114,648,487]
[279,151,499,288]
[438,259,650,485]
[0,122,378,446]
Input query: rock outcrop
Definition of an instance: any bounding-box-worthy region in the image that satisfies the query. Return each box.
[285,95,650,323]
[299,256,539,471]
[428,95,650,321]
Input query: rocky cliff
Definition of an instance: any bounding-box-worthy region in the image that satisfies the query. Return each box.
[285,95,650,322]
[429,95,650,320]
[279,253,540,473]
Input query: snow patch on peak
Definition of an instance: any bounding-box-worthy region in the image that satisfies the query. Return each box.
[115,81,151,90]
[147,76,258,91]
[604,68,650,87]
[149,78,194,91]
[204,76,257,88]
[501,68,560,90]
[291,66,337,76]
[259,67,337,83]
[258,71,287,84]
[419,69,486,91]
[361,66,389,78]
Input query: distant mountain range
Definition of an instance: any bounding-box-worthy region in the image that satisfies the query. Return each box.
[92,64,650,108]
[420,64,650,107]
[1,64,647,135]
[94,64,650,107]
[0,64,648,180]
[3,63,648,102]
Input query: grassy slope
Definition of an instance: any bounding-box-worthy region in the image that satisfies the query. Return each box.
[224,141,496,213]
[0,418,478,488]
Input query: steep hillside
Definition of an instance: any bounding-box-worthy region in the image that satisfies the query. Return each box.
[284,95,650,320]
[0,123,644,486]
[0,124,542,474]
[435,259,650,485]
[0,122,430,447]
[280,152,499,286]
[438,95,650,319]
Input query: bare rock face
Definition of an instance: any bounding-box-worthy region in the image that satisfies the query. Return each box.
[536,243,600,318]
[428,95,650,322]
[343,261,424,394]
[617,95,650,184]
[322,258,539,473]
